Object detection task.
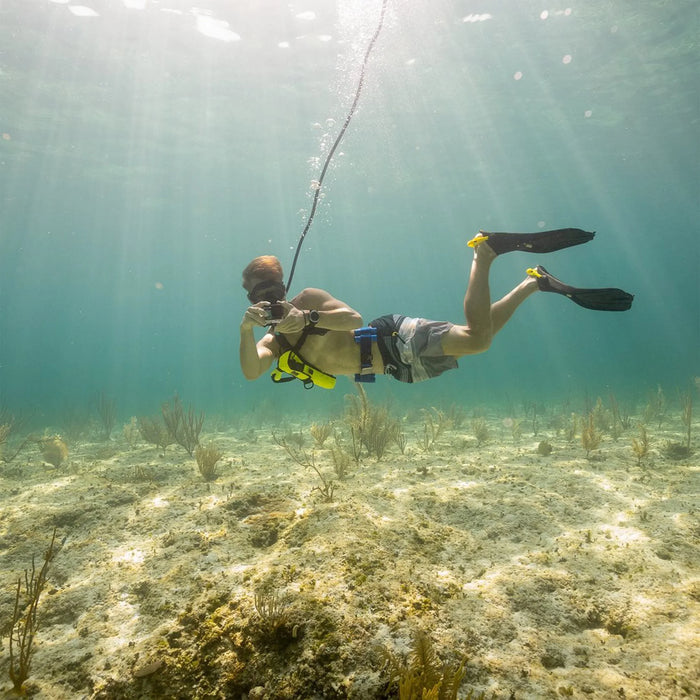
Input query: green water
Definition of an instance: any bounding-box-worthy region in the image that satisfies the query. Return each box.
[1,0,698,425]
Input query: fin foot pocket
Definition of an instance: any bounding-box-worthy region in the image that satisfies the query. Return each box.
[530,265,634,312]
[469,228,595,255]
[467,232,490,249]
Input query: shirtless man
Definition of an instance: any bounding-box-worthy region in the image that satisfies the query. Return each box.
[240,229,633,387]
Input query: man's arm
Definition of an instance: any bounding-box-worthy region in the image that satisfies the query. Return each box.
[275,287,363,334]
[240,305,278,380]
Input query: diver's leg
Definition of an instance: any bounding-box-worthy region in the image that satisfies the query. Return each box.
[441,243,495,355]
[463,240,496,334]
[442,256,539,357]
[491,276,539,335]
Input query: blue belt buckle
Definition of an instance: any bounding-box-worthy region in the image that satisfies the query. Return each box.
[354,373,375,383]
[354,326,377,383]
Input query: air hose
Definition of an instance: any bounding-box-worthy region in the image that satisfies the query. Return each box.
[285,0,389,293]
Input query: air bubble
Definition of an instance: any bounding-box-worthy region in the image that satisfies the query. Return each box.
[68,5,99,16]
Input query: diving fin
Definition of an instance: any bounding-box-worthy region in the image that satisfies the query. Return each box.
[468,228,595,255]
[527,265,634,311]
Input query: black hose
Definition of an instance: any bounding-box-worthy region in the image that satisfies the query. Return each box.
[285,0,389,293]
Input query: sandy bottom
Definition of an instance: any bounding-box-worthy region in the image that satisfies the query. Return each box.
[0,401,698,699]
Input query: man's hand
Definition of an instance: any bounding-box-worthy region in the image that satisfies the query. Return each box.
[274,302,307,334]
[241,301,306,333]
[241,302,272,330]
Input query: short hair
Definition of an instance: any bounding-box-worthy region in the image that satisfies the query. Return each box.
[241,255,284,291]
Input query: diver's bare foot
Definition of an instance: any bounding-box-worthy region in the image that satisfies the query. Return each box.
[524,275,539,291]
[467,231,497,261]
[473,239,497,262]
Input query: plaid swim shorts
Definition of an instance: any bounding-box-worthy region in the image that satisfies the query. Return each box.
[370,315,459,383]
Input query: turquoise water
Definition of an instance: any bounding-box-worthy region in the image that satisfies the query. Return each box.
[1,0,698,425]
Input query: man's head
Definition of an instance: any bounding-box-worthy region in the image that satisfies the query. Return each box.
[242,255,286,304]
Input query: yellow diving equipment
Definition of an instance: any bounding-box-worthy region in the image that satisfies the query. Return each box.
[467,231,490,248]
[271,350,336,390]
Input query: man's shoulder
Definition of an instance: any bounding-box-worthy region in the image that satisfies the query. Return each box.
[290,287,332,307]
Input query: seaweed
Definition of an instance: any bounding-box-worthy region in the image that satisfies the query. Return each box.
[592,397,611,432]
[537,440,553,456]
[195,443,224,481]
[94,391,117,440]
[137,414,174,455]
[394,422,407,454]
[581,413,601,457]
[681,390,693,452]
[273,433,335,501]
[445,403,466,430]
[471,417,489,447]
[161,394,204,457]
[310,421,333,448]
[7,529,59,693]
[37,435,69,467]
[254,586,286,627]
[0,416,33,465]
[344,385,400,460]
[564,413,577,444]
[330,438,351,479]
[272,431,314,467]
[308,455,336,502]
[642,385,668,428]
[0,421,10,452]
[382,630,476,700]
[609,392,632,432]
[418,408,448,453]
[367,416,399,460]
[509,417,523,443]
[631,425,649,466]
[662,391,694,459]
[122,416,140,449]
[523,400,542,436]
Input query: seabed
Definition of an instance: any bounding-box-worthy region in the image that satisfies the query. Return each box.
[0,395,698,699]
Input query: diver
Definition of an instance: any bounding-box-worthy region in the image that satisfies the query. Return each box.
[239,229,634,389]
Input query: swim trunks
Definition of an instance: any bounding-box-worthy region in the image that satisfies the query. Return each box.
[369,315,459,383]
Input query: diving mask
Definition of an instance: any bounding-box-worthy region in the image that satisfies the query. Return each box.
[247,280,286,305]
